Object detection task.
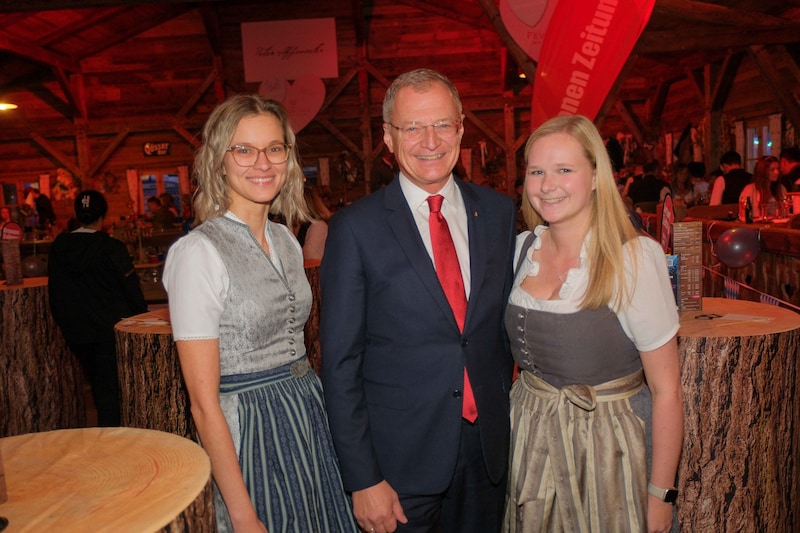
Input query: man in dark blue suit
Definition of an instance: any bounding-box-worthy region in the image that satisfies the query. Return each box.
[320,69,516,533]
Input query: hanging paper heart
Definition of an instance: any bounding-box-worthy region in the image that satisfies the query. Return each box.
[258,77,287,102]
[499,0,557,62]
[283,75,325,133]
[506,0,551,27]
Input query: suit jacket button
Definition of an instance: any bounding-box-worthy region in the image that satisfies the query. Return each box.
[453,389,462,398]
[461,339,468,346]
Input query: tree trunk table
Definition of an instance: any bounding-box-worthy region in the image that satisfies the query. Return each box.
[0,427,214,531]
[678,297,800,532]
[0,277,85,438]
[114,308,194,439]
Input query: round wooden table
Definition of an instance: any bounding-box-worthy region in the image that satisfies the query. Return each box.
[0,277,85,437]
[0,427,214,532]
[677,297,800,532]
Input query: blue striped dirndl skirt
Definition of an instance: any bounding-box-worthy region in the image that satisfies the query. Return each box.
[218,357,358,533]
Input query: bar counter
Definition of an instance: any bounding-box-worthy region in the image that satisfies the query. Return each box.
[641,210,800,306]
[690,216,800,307]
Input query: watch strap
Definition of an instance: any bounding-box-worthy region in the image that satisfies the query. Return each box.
[648,482,678,503]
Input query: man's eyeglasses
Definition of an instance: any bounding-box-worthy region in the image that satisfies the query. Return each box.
[227,143,292,166]
[385,119,462,141]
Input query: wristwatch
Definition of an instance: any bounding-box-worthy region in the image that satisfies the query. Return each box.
[648,482,678,503]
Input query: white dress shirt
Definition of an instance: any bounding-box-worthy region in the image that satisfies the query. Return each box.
[399,173,471,298]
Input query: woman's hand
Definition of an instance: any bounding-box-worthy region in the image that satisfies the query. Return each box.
[647,496,674,533]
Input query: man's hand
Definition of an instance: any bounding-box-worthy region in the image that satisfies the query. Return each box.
[352,480,408,533]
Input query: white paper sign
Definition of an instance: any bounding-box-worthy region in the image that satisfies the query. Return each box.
[242,18,339,82]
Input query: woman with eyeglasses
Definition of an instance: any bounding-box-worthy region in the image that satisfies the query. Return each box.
[163,94,358,533]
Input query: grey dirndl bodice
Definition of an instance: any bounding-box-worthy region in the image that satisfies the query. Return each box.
[194,216,312,375]
[504,301,642,389]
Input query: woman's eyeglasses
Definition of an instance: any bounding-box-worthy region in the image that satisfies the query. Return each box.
[227,143,292,166]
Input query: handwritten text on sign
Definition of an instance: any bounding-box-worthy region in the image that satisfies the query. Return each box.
[242,18,338,82]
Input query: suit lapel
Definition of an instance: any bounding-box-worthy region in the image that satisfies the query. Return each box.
[459,181,486,331]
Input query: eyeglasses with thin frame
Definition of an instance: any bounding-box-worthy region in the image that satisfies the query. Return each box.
[227,143,292,166]
[385,119,462,141]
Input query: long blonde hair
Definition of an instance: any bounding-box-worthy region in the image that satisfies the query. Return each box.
[192,94,309,228]
[522,115,640,310]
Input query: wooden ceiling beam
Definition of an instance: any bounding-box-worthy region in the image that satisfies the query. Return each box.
[652,0,792,28]
[75,5,189,59]
[748,45,800,132]
[614,100,644,142]
[0,34,80,72]
[87,127,129,178]
[37,6,125,47]
[637,24,800,54]
[392,0,492,30]
[0,0,216,13]
[709,51,742,112]
[29,131,82,178]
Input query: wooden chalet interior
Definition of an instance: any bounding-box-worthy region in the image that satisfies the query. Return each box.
[0,0,799,229]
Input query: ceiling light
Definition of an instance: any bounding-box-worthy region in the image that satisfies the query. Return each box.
[0,103,18,111]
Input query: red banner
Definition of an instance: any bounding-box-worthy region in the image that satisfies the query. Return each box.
[530,0,655,129]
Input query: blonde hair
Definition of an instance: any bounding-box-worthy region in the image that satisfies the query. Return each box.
[193,94,309,228]
[522,115,640,310]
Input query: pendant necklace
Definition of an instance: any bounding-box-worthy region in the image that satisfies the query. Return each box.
[549,231,576,282]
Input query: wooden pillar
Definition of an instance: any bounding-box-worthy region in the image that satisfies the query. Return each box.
[677,298,800,531]
[1,277,85,437]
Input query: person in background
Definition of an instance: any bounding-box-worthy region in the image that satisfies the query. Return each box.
[505,115,682,533]
[626,161,671,211]
[159,192,180,219]
[320,68,516,533]
[739,155,786,220]
[371,148,396,191]
[28,185,56,230]
[687,161,709,205]
[779,146,800,192]
[48,190,147,426]
[162,94,357,533]
[179,193,196,233]
[294,185,331,262]
[146,195,175,230]
[709,150,752,205]
[1,205,13,224]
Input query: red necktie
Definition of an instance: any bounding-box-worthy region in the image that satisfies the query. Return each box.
[427,194,477,422]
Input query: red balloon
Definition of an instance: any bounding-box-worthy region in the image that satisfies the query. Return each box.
[715,228,760,268]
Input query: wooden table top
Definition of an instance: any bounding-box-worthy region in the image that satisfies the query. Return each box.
[0,427,209,532]
[0,276,47,292]
[679,297,800,338]
[115,308,171,335]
